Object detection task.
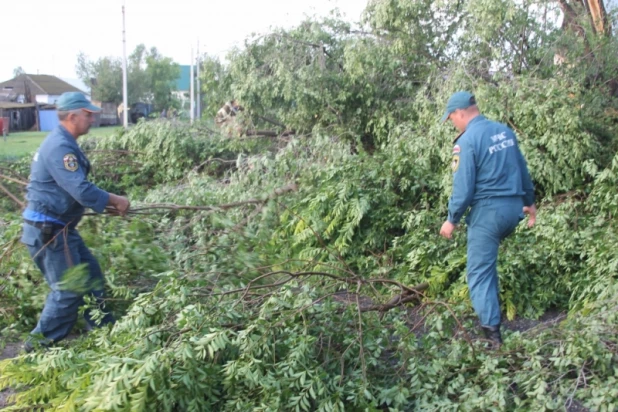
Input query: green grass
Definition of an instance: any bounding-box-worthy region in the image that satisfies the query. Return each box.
[0,127,121,161]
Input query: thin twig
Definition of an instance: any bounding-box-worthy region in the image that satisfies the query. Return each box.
[355,281,368,384]
[0,182,24,208]
[191,157,238,174]
[129,183,298,213]
[86,149,144,155]
[0,173,28,186]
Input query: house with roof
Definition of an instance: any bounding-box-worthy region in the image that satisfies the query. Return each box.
[0,74,87,105]
[0,74,92,132]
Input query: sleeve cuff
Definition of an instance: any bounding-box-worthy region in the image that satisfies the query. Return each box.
[524,194,535,207]
[91,191,110,214]
[447,211,461,225]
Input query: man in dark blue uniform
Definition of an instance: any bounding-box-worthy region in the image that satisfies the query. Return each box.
[439,91,537,345]
[20,92,130,351]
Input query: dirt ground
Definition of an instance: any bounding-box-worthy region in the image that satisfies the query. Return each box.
[0,342,21,409]
[0,332,84,409]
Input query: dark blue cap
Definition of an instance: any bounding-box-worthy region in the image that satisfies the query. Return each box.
[441,91,476,122]
[56,92,101,112]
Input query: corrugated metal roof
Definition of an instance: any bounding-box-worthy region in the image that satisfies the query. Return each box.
[0,74,83,97]
[0,102,36,109]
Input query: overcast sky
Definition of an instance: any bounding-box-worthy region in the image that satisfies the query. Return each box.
[2,0,617,86]
[0,0,367,83]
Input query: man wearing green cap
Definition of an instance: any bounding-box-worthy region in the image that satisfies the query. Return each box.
[439,91,537,346]
[20,92,130,351]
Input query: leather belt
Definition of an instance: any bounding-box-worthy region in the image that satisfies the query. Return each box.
[23,219,66,231]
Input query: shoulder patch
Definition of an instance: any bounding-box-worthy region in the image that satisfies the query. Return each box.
[63,153,79,172]
[452,155,460,172]
[452,145,461,154]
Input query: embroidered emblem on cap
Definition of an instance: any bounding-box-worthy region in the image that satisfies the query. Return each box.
[452,155,460,172]
[63,153,79,172]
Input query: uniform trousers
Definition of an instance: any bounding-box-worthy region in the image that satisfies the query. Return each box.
[21,223,115,343]
[465,196,523,327]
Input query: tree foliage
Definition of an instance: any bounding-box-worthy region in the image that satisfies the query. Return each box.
[76,45,180,110]
[76,52,123,103]
[198,55,233,118]
[12,66,25,77]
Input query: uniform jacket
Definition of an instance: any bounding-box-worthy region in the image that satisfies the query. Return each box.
[448,115,535,224]
[22,125,109,227]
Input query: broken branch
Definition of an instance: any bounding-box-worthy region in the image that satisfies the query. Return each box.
[0,182,24,209]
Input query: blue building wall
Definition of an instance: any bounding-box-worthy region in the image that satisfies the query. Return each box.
[39,110,59,132]
[175,65,194,92]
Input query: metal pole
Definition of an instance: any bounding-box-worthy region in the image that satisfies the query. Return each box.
[196,39,201,119]
[190,46,195,124]
[122,1,129,129]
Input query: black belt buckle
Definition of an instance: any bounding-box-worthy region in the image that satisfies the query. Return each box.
[24,219,63,244]
[41,222,55,244]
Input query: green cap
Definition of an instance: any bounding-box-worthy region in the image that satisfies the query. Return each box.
[56,92,101,112]
[441,91,476,122]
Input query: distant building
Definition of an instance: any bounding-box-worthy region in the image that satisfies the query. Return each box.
[0,74,87,105]
[60,78,91,95]
[0,101,38,133]
[172,65,195,116]
[173,65,192,98]
[0,74,95,132]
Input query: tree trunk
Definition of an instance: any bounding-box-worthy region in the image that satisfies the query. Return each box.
[555,0,611,65]
[556,1,617,95]
[584,0,611,36]
[557,0,611,37]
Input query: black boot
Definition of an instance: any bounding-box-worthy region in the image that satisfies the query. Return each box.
[23,338,51,354]
[481,325,503,346]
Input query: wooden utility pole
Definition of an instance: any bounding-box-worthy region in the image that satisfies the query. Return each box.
[196,39,201,120]
[190,46,195,124]
[121,0,129,129]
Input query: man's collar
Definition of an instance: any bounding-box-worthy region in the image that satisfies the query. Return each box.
[57,124,78,141]
[453,115,486,143]
[468,114,485,126]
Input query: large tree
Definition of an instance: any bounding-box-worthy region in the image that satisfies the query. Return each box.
[145,47,180,112]
[197,55,232,117]
[12,66,25,77]
[76,45,180,110]
[76,53,123,103]
[559,0,611,36]
[554,0,617,94]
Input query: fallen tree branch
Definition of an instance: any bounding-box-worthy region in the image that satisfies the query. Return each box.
[0,173,28,186]
[85,183,299,217]
[86,149,144,155]
[197,269,431,315]
[244,129,296,138]
[355,281,368,384]
[131,183,297,212]
[0,182,24,209]
[191,157,238,174]
[364,282,430,314]
[256,115,287,129]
